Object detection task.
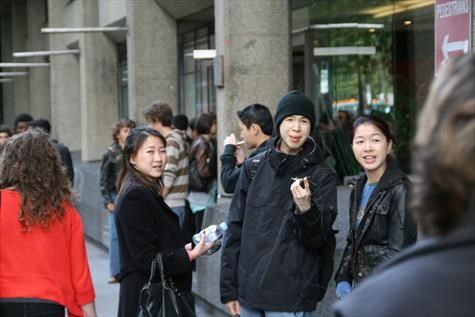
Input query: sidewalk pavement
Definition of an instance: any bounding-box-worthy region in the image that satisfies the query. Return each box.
[86,242,119,317]
[85,185,352,317]
[86,241,211,317]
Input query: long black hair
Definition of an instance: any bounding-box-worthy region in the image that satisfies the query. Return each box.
[116,127,167,197]
[351,115,394,143]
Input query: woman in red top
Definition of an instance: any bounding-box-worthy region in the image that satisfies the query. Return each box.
[0,129,96,317]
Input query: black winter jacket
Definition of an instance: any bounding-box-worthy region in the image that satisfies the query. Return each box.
[52,140,74,183]
[220,140,269,194]
[335,163,417,284]
[220,137,337,312]
[100,143,122,207]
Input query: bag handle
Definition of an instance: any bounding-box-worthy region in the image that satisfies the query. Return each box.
[145,252,198,317]
[149,253,166,284]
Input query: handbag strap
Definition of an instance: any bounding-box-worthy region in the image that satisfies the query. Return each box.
[149,253,165,284]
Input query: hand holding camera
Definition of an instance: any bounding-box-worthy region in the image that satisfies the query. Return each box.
[290,177,312,213]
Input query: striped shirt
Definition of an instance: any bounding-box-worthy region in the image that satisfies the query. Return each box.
[163,129,189,207]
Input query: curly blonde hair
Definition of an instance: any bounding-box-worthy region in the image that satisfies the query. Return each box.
[0,129,73,230]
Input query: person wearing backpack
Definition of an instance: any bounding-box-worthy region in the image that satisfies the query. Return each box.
[220,90,338,316]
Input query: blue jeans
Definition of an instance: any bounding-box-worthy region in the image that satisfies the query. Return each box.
[170,205,186,229]
[109,211,120,277]
[240,305,316,317]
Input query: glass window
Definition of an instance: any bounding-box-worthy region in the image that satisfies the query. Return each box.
[184,73,196,116]
[292,0,435,179]
[118,43,128,119]
[184,46,195,73]
[178,23,216,118]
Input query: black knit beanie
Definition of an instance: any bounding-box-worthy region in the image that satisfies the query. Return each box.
[274,90,315,133]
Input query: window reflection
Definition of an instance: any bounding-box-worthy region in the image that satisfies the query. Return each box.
[292,0,435,179]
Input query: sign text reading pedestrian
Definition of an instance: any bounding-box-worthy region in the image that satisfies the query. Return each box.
[434,0,472,76]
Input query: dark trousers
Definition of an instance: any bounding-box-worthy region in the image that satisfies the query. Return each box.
[194,209,205,234]
[0,301,65,317]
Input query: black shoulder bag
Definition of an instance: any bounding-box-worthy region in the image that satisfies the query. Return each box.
[137,253,196,317]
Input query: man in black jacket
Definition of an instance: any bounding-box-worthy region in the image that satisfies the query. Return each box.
[220,103,273,194]
[220,90,338,316]
[28,118,74,184]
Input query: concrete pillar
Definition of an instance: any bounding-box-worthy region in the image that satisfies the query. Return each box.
[48,0,82,150]
[11,0,30,116]
[192,0,290,310]
[127,0,178,123]
[49,52,81,148]
[79,32,119,161]
[48,0,119,159]
[214,0,290,179]
[77,0,120,161]
[26,0,50,120]
[1,13,14,125]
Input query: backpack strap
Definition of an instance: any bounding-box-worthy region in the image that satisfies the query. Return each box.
[243,151,267,184]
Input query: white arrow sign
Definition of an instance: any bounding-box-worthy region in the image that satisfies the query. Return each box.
[442,34,469,64]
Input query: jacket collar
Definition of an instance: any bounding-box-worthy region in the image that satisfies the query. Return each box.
[355,159,408,198]
[267,136,323,173]
[249,138,271,158]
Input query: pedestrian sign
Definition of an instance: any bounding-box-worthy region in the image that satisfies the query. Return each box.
[434,0,472,76]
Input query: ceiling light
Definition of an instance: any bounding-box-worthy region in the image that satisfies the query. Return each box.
[361,0,434,18]
[314,46,376,56]
[193,50,216,59]
[311,23,384,29]
[404,20,413,26]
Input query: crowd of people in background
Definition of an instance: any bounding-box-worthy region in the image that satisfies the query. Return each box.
[0,54,473,317]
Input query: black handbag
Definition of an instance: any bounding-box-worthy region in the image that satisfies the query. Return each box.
[137,253,196,317]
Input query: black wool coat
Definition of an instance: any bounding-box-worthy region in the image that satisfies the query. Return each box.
[115,176,192,317]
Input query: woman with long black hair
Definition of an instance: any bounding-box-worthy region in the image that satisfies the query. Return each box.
[114,127,214,317]
[334,115,417,299]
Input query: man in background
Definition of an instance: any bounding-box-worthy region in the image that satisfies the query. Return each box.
[143,101,190,232]
[28,118,74,184]
[220,103,273,194]
[0,126,12,147]
[14,113,33,134]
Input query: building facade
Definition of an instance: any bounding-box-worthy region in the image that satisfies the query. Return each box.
[0,0,474,314]
[1,0,473,167]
